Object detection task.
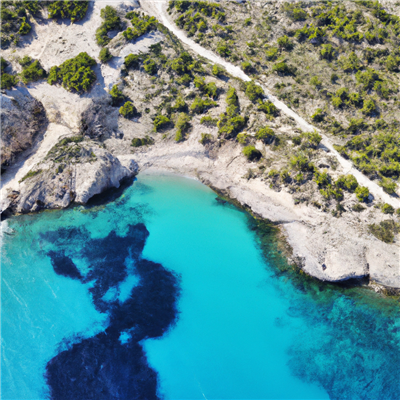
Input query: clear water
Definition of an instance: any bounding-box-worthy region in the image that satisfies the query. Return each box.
[1,174,399,400]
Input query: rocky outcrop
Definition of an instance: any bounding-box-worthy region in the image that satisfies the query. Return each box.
[7,146,138,214]
[1,88,47,171]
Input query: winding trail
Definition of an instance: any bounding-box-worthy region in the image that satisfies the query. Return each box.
[140,0,400,208]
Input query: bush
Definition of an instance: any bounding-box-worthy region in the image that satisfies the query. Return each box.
[355,186,370,202]
[256,127,274,144]
[314,170,331,187]
[48,52,96,93]
[99,47,112,63]
[0,57,8,72]
[216,41,231,57]
[0,73,18,90]
[119,101,137,118]
[310,76,322,88]
[212,64,223,76]
[266,47,279,61]
[241,61,252,73]
[382,203,394,214]
[301,131,322,149]
[320,44,335,60]
[175,112,191,142]
[311,108,324,122]
[277,35,293,50]
[368,220,399,243]
[20,60,46,84]
[379,177,397,194]
[243,145,262,161]
[361,98,376,115]
[143,58,157,75]
[200,116,217,126]
[110,85,124,106]
[245,81,263,102]
[272,61,294,75]
[290,154,311,171]
[199,133,213,145]
[18,17,31,35]
[124,54,141,69]
[154,114,170,131]
[190,97,217,114]
[257,100,277,118]
[336,174,358,192]
[292,136,301,146]
[48,0,89,23]
[123,11,158,40]
[131,136,153,147]
[96,6,122,46]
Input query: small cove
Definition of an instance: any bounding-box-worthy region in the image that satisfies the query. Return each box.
[1,173,399,399]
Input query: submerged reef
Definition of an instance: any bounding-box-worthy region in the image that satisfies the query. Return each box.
[41,223,180,400]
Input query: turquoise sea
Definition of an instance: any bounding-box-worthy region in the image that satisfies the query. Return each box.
[1,173,399,400]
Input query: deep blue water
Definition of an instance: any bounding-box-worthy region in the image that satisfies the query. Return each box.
[1,173,399,400]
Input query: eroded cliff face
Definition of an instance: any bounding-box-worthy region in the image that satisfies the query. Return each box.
[1,88,47,171]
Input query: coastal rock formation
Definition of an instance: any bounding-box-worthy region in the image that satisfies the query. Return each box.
[1,88,47,171]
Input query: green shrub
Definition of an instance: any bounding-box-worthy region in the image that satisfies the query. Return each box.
[245,81,263,102]
[99,47,112,63]
[119,101,137,118]
[356,68,380,90]
[290,153,312,171]
[277,35,293,50]
[48,52,96,93]
[352,203,366,212]
[265,47,279,61]
[143,58,157,75]
[216,41,231,57]
[212,64,223,76]
[204,82,217,98]
[314,170,331,187]
[199,133,213,145]
[292,136,301,146]
[20,59,46,84]
[200,116,218,126]
[301,131,322,149]
[382,203,394,214]
[131,136,154,147]
[256,127,275,144]
[18,55,32,67]
[268,169,279,178]
[175,112,191,141]
[368,220,399,243]
[241,61,252,73]
[320,44,334,60]
[236,132,249,144]
[243,145,262,161]
[96,6,122,46]
[48,0,89,23]
[125,54,141,70]
[154,114,170,131]
[1,73,18,89]
[0,57,8,72]
[379,177,397,194]
[361,98,376,115]
[123,12,157,41]
[355,186,370,202]
[190,96,217,114]
[110,85,125,106]
[170,52,194,75]
[19,168,42,183]
[310,76,322,88]
[311,108,324,122]
[272,61,294,75]
[336,174,358,192]
[257,100,277,118]
[386,55,400,72]
[18,17,31,35]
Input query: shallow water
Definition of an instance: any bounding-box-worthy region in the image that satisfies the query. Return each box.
[1,174,399,400]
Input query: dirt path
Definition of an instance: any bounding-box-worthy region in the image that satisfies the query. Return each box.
[140,0,399,208]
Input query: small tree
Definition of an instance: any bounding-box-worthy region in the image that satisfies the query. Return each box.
[99,47,112,63]
[243,146,262,161]
[154,115,170,131]
[256,127,275,144]
[355,186,370,202]
[119,101,136,118]
[110,85,125,106]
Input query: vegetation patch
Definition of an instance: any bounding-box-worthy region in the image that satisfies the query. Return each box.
[369,220,399,243]
[96,6,122,46]
[48,52,97,93]
[131,136,154,147]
